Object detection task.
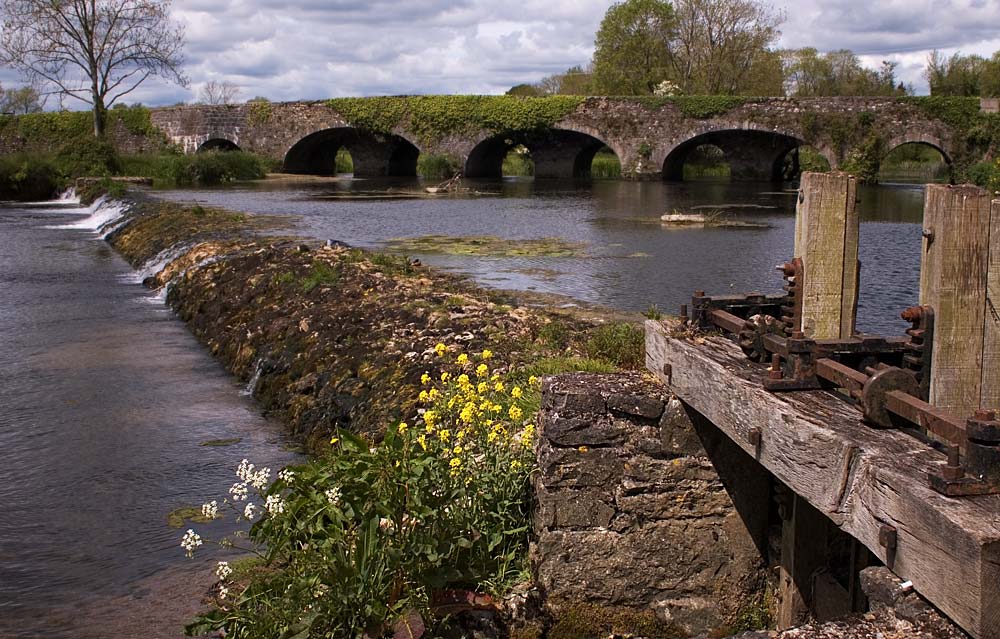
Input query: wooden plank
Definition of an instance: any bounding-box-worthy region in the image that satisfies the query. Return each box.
[920,184,992,416]
[646,319,1000,639]
[794,172,859,340]
[778,494,829,628]
[982,198,1000,410]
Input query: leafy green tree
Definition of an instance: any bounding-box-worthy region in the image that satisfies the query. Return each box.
[0,83,43,113]
[591,0,676,95]
[926,50,1000,97]
[667,0,784,94]
[506,83,541,97]
[784,48,908,96]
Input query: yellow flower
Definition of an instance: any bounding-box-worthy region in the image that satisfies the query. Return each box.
[491,403,502,413]
[457,374,471,387]
[417,435,427,451]
[449,457,463,476]
[453,446,464,455]
[457,353,469,365]
[434,343,447,357]
[511,386,523,399]
[418,390,429,402]
[456,429,467,440]
[528,375,539,386]
[440,371,450,383]
[578,446,589,453]
[509,405,523,421]
[424,410,437,426]
[490,373,500,382]
[481,349,493,360]
[477,382,488,394]
[421,372,431,385]
[494,381,505,392]
[397,422,408,434]
[438,429,451,443]
[329,437,339,445]
[511,460,524,471]
[475,364,488,378]
[428,388,440,400]
[459,404,475,424]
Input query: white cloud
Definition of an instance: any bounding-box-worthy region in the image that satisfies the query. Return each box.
[6,0,1000,106]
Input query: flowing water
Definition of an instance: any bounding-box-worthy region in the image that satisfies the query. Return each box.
[0,197,299,638]
[158,177,926,335]
[0,177,924,637]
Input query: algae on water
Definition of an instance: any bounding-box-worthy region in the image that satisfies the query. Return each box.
[167,506,214,528]
[384,235,587,258]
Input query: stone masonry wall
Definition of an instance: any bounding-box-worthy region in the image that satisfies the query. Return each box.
[533,372,769,637]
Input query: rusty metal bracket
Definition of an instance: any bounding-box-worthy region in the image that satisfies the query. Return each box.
[929,410,1000,497]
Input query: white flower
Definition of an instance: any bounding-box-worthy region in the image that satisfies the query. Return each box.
[229,482,248,502]
[243,502,257,519]
[265,494,285,515]
[379,517,394,531]
[201,500,219,520]
[181,529,202,557]
[278,468,294,482]
[236,459,254,481]
[325,487,341,505]
[218,585,229,600]
[216,561,233,580]
[249,467,270,490]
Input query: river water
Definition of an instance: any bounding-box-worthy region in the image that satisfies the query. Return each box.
[159,177,925,335]
[0,198,298,638]
[0,177,924,637]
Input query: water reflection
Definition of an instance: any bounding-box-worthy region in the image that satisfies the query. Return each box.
[157,177,926,335]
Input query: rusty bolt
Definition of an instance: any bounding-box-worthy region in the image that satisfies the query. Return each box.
[792,330,805,340]
[748,427,762,448]
[942,446,964,481]
[900,306,925,323]
[974,409,997,421]
[878,524,897,551]
[776,262,795,276]
[769,354,784,380]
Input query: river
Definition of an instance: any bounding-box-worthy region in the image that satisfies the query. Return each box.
[0,177,924,637]
[0,197,299,638]
[158,177,925,335]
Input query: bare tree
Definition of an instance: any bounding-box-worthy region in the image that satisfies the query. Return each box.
[0,0,188,136]
[0,82,46,113]
[199,79,241,105]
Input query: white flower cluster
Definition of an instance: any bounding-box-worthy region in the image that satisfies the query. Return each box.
[325,487,341,505]
[229,482,249,501]
[237,459,270,490]
[277,468,294,483]
[218,585,229,600]
[653,79,681,97]
[265,494,286,515]
[181,529,202,557]
[216,560,233,580]
[243,503,257,519]
[201,500,219,520]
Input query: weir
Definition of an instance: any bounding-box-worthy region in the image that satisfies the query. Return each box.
[646,173,1000,638]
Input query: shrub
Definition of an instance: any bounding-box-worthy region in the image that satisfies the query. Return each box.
[969,159,1000,191]
[118,151,268,186]
[55,135,121,177]
[0,154,63,200]
[183,348,538,637]
[417,154,459,179]
[585,323,645,369]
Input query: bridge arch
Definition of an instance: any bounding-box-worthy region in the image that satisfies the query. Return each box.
[879,135,953,184]
[283,127,421,177]
[464,127,623,179]
[197,138,241,153]
[662,128,831,182]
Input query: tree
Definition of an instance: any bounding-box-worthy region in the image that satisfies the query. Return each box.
[925,50,1000,97]
[506,83,541,97]
[784,48,909,96]
[199,79,241,105]
[666,0,784,94]
[0,0,188,136]
[591,0,676,95]
[0,83,44,113]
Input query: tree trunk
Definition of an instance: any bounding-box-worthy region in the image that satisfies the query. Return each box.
[92,98,106,137]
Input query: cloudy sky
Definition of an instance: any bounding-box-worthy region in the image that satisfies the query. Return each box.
[4,0,1000,107]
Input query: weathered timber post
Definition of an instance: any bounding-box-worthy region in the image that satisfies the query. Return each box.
[794,172,860,340]
[919,185,1000,415]
[777,492,830,628]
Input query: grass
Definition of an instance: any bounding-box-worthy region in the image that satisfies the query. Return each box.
[334,148,353,174]
[299,261,340,292]
[585,323,645,369]
[590,149,621,178]
[118,151,268,186]
[503,150,534,177]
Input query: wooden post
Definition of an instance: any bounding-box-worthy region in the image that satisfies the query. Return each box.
[794,172,860,340]
[919,185,997,415]
[778,493,829,628]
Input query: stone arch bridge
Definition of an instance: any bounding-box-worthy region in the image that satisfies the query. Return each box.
[149,97,969,181]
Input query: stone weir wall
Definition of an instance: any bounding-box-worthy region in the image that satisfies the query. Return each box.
[100,193,969,638]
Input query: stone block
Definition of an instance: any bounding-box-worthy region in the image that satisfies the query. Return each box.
[537,444,623,488]
[607,392,665,420]
[660,398,704,457]
[536,486,615,530]
[543,414,625,447]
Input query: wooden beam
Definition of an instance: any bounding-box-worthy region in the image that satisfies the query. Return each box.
[920,184,992,416]
[646,319,1000,639]
[982,198,1000,411]
[778,494,829,628]
[794,172,859,340]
